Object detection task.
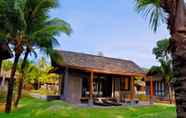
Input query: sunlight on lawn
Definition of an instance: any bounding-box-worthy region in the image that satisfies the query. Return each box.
[0,97,176,118]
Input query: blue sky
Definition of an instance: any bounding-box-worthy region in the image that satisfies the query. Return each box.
[49,0,170,68]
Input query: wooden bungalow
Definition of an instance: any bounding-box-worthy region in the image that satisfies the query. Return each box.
[146,72,175,103]
[50,50,146,105]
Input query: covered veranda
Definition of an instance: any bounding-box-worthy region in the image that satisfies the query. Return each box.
[52,66,147,105]
[80,71,146,105]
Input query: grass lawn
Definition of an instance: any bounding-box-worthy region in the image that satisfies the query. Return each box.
[0,97,176,118]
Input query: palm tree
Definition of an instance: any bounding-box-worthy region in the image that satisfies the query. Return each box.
[0,0,28,113]
[0,0,71,112]
[150,38,173,103]
[135,0,186,117]
[160,59,173,104]
[11,0,72,108]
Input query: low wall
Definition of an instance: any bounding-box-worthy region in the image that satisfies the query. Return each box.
[63,70,82,104]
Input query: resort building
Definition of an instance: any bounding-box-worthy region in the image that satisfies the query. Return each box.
[146,72,175,103]
[50,50,147,105]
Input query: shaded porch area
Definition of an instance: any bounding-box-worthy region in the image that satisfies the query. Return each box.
[80,72,139,105]
[55,67,147,106]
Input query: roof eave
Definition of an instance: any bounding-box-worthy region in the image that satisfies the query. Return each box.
[57,64,146,77]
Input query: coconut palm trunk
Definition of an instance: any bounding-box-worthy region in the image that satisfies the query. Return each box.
[14,48,30,108]
[5,52,21,113]
[171,34,186,117]
[136,0,186,116]
[160,0,186,117]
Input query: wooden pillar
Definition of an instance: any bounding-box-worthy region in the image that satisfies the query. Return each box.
[150,78,154,104]
[89,71,94,105]
[130,77,135,101]
[119,77,122,102]
[150,79,154,97]
[119,78,121,102]
[112,78,115,97]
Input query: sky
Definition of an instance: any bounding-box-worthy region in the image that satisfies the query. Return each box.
[49,0,170,68]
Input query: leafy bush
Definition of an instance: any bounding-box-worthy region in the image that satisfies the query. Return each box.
[137,94,149,101]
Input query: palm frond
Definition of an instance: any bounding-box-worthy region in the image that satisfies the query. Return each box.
[33,18,72,37]
[14,0,27,30]
[135,0,166,32]
[46,18,72,35]
[32,0,58,18]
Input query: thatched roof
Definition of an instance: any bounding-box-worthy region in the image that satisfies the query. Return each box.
[146,68,164,81]
[146,73,163,81]
[51,50,145,77]
[0,41,12,60]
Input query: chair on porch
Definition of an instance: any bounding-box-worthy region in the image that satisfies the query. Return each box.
[102,98,122,106]
[93,98,111,106]
[93,98,122,106]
